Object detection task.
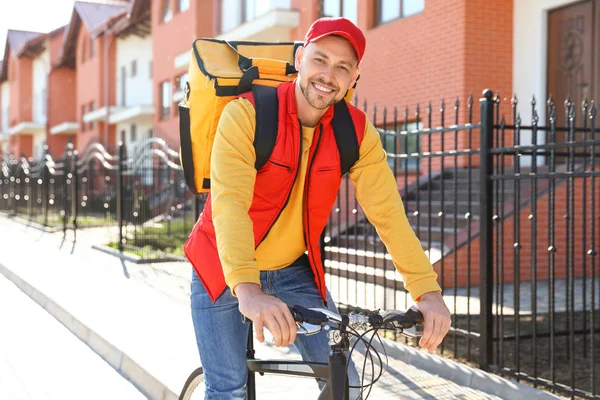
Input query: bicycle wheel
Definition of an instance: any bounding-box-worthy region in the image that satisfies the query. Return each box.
[178,367,206,400]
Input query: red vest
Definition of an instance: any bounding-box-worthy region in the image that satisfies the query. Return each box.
[184,81,366,303]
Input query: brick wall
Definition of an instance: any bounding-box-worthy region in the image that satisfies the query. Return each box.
[9,135,33,159]
[8,55,34,126]
[151,0,215,148]
[47,29,77,158]
[75,25,117,152]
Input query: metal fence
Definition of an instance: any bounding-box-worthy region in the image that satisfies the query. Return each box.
[0,137,202,261]
[324,90,599,399]
[0,90,598,399]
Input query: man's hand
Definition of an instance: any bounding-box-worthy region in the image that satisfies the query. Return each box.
[236,283,297,347]
[416,291,451,353]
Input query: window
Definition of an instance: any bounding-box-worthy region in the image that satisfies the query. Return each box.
[321,0,358,25]
[89,37,95,58]
[177,0,190,12]
[376,0,424,24]
[149,61,152,78]
[131,60,137,77]
[220,0,274,33]
[121,66,127,106]
[131,124,137,142]
[162,0,173,22]
[81,39,87,63]
[175,72,188,93]
[381,122,420,169]
[81,104,87,131]
[220,0,243,33]
[41,88,47,118]
[89,102,95,130]
[160,81,172,120]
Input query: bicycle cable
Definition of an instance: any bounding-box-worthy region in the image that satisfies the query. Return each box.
[328,322,392,400]
[338,317,415,400]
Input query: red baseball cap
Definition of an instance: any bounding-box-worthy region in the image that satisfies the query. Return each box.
[304,17,366,64]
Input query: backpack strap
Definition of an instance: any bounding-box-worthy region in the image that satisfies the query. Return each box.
[331,100,360,175]
[251,86,359,175]
[252,85,279,171]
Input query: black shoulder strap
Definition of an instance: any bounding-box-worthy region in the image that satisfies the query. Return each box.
[252,85,279,170]
[252,88,358,174]
[331,101,359,175]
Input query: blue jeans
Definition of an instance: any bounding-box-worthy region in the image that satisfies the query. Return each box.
[190,254,361,399]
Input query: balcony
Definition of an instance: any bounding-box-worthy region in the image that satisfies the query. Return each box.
[83,106,124,124]
[217,8,300,41]
[8,121,45,136]
[49,122,78,135]
[108,104,154,124]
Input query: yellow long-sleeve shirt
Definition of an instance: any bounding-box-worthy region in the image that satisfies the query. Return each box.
[210,98,441,302]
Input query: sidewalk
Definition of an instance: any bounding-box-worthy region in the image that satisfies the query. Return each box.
[0,214,563,400]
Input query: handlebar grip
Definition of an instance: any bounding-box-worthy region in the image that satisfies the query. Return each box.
[291,305,329,324]
[405,306,424,325]
[240,306,313,324]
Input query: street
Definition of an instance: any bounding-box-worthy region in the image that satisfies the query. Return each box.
[0,275,147,400]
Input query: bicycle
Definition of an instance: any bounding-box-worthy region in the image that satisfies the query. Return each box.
[178,304,424,400]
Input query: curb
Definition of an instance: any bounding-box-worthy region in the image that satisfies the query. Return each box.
[358,337,564,400]
[0,263,179,400]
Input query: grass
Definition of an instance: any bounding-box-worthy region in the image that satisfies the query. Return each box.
[27,214,113,228]
[105,217,192,259]
[4,206,191,259]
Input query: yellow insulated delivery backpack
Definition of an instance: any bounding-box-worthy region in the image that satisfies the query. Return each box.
[178,38,358,197]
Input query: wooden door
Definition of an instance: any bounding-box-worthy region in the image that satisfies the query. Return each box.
[547,0,598,136]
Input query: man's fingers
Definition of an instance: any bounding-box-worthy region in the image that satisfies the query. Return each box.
[281,305,297,345]
[425,314,452,352]
[428,317,444,351]
[419,314,434,349]
[440,317,452,346]
[275,311,290,347]
[264,315,283,346]
[425,318,439,351]
[254,319,265,343]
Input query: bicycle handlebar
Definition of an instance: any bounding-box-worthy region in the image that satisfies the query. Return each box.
[290,305,424,338]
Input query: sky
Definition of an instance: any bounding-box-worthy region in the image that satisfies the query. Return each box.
[0,0,78,56]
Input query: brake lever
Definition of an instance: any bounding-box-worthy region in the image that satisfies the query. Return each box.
[295,321,324,336]
[382,306,424,337]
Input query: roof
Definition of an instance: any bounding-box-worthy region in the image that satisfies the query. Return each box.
[58,1,129,68]
[111,0,151,37]
[75,1,129,35]
[0,29,46,82]
[7,30,45,57]
[127,0,150,23]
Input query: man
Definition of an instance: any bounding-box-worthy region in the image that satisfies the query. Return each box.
[185,17,451,399]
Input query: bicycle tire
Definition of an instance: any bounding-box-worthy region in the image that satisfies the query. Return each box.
[178,367,206,400]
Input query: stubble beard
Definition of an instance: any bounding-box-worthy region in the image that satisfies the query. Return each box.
[299,79,340,110]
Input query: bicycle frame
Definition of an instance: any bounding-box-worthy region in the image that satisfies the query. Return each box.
[244,321,351,400]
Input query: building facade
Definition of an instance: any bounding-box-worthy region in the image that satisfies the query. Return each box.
[0,0,596,167]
